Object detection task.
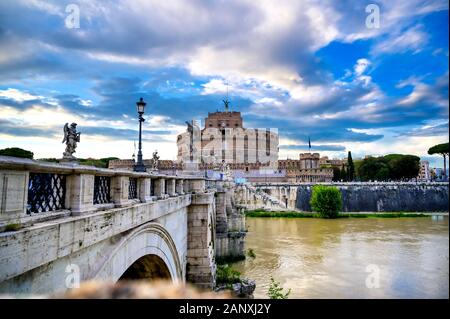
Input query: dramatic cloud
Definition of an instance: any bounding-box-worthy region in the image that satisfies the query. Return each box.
[0,0,448,163]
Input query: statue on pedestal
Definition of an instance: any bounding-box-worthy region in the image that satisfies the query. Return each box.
[151,150,160,171]
[62,123,80,160]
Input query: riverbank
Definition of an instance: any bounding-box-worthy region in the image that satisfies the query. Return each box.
[244,210,448,218]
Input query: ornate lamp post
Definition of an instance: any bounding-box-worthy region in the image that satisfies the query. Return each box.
[134,97,147,172]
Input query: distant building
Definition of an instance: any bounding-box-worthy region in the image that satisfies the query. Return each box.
[277,153,333,183]
[432,167,449,181]
[418,160,431,181]
[319,156,347,169]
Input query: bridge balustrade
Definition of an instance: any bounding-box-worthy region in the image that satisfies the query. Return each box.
[0,156,218,231]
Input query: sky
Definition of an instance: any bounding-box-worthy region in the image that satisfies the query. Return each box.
[0,0,448,168]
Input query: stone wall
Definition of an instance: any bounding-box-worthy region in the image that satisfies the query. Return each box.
[295,183,449,212]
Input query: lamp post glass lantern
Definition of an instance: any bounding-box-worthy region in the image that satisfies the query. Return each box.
[134,97,147,172]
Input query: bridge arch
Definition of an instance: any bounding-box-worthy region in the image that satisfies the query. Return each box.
[93,222,183,282]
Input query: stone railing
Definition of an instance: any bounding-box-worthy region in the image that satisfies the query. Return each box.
[0,156,215,230]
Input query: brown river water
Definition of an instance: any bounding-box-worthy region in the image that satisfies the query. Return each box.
[233,216,449,299]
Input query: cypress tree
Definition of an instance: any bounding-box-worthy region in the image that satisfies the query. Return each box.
[347,151,355,181]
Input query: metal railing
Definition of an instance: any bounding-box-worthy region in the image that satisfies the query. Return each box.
[93,176,111,204]
[128,177,138,199]
[27,172,66,214]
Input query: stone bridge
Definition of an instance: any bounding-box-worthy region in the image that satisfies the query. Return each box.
[0,156,245,295]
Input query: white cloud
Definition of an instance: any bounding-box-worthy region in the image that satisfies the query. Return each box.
[372,25,428,55]
[0,88,43,102]
[354,59,371,76]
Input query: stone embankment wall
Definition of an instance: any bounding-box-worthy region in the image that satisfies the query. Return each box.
[295,182,449,212]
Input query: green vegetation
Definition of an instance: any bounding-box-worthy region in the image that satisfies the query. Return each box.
[246,248,256,258]
[216,264,242,286]
[3,223,21,232]
[78,157,119,168]
[267,277,291,299]
[428,142,449,177]
[310,185,342,218]
[244,210,428,218]
[0,147,33,159]
[332,166,343,181]
[347,151,355,181]
[38,157,120,168]
[357,154,420,181]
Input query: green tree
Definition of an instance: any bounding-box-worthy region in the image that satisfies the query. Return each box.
[357,154,420,181]
[347,151,355,181]
[267,277,291,299]
[357,156,390,181]
[310,185,342,218]
[332,167,341,182]
[428,143,449,177]
[341,164,347,182]
[0,147,34,159]
[387,155,420,180]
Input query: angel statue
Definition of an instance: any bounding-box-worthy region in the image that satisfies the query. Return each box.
[62,122,81,160]
[151,150,160,171]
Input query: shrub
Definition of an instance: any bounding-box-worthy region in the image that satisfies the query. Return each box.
[267,277,291,299]
[216,264,241,285]
[0,147,33,159]
[246,248,256,258]
[3,223,21,232]
[310,185,342,218]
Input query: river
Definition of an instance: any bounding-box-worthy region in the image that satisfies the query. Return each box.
[233,216,449,299]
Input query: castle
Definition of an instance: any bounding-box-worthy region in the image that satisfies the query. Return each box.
[109,100,335,183]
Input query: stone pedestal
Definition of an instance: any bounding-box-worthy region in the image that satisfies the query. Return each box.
[0,170,28,224]
[153,178,165,199]
[167,179,176,197]
[138,178,153,203]
[176,180,184,195]
[67,174,94,215]
[111,176,130,207]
